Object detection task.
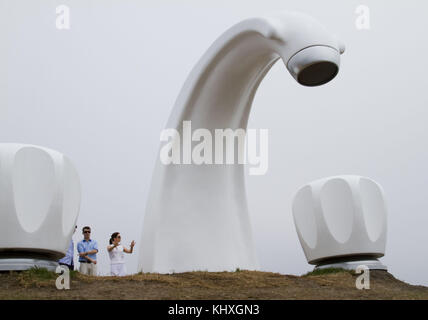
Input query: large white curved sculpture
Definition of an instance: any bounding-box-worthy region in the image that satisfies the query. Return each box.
[292,175,387,270]
[139,12,345,273]
[0,143,81,270]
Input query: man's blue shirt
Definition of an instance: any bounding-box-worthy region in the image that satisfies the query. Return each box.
[77,239,98,262]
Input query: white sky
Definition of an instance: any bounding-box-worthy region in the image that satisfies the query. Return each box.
[1,0,428,286]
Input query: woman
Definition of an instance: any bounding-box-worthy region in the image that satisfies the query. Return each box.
[107,232,135,276]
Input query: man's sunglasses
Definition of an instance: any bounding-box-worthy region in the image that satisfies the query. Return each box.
[83,231,91,234]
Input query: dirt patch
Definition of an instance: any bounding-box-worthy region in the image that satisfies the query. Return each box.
[0,269,427,300]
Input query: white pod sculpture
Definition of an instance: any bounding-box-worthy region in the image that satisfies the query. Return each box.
[139,12,345,273]
[292,175,387,270]
[0,143,81,271]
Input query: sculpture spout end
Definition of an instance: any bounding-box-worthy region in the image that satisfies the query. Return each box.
[287,45,341,87]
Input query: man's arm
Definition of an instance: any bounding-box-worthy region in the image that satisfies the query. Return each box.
[77,242,86,257]
[84,256,97,264]
[83,241,98,256]
[90,241,99,255]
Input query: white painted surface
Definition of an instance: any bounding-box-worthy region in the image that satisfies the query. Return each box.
[292,175,387,264]
[0,143,81,259]
[139,12,344,273]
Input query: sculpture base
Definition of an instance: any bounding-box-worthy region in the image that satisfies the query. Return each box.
[315,256,387,271]
[0,258,59,271]
[0,250,62,271]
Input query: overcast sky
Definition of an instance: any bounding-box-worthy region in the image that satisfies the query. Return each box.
[1,0,428,286]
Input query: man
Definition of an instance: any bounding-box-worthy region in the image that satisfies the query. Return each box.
[77,226,99,276]
[58,225,77,270]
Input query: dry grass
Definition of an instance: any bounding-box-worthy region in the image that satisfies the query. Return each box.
[1,268,428,300]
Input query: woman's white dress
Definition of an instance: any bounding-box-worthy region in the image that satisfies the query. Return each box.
[109,245,126,276]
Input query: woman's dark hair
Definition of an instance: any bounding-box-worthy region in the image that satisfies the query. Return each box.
[109,232,120,245]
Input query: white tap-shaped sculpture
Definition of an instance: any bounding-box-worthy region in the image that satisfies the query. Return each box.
[139,12,345,273]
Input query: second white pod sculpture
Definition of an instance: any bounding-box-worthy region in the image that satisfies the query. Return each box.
[292,175,387,270]
[0,143,81,271]
[139,12,345,273]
